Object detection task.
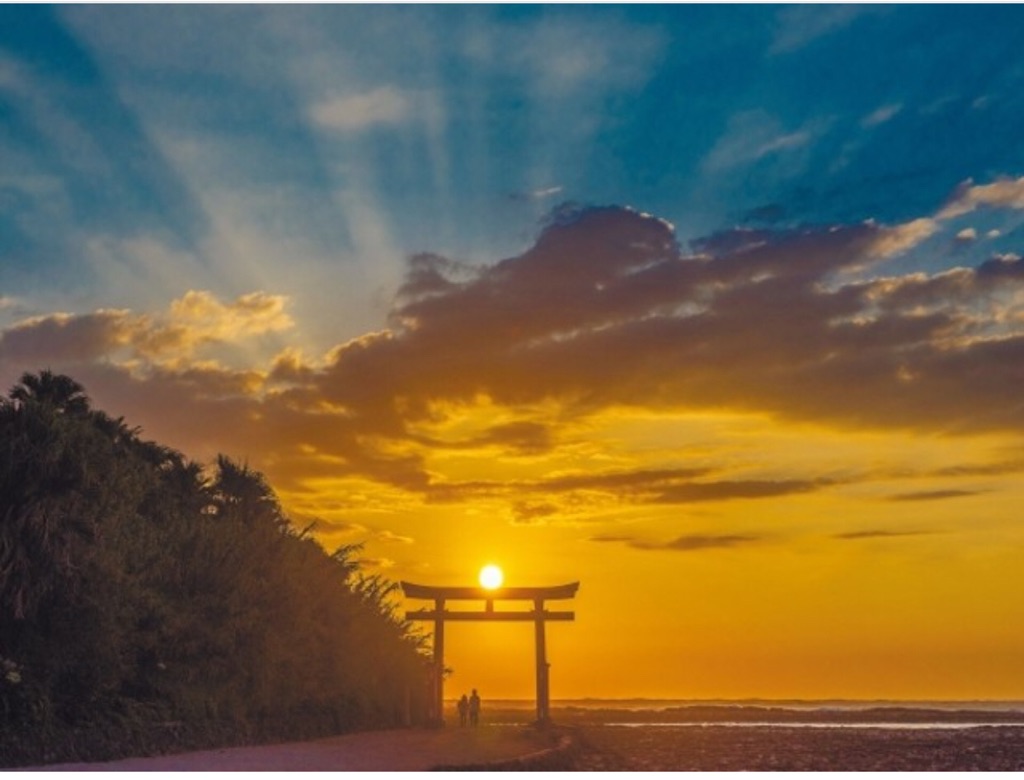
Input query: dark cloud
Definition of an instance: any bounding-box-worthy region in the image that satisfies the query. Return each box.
[416,420,555,456]
[645,534,761,551]
[930,459,1024,478]
[424,466,710,504]
[977,254,1024,279]
[649,479,827,503]
[423,468,828,509]
[0,311,128,364]
[833,529,930,540]
[511,501,559,524]
[312,204,1024,446]
[591,533,763,552]
[6,202,1024,519]
[475,421,553,453]
[542,467,710,493]
[886,489,982,502]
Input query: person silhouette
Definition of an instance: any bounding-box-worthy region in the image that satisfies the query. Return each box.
[457,693,469,727]
[469,688,481,727]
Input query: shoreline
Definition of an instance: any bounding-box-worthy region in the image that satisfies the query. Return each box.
[478,701,1024,726]
[15,703,1024,772]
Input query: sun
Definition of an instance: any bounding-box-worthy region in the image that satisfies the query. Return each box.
[479,564,504,590]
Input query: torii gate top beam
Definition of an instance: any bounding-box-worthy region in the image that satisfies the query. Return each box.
[400,581,579,601]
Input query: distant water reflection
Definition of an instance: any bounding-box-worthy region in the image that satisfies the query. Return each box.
[609,721,1024,730]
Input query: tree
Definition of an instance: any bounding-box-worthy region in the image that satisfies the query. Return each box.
[8,370,90,416]
[0,372,431,765]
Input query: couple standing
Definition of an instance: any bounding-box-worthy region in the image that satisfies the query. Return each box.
[457,689,481,727]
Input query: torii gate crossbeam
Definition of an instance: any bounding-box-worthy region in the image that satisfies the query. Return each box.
[401,581,579,725]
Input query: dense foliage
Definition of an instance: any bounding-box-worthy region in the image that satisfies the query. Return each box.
[0,371,429,766]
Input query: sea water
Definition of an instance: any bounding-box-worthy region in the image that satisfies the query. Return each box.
[608,721,1024,730]
[485,698,1024,729]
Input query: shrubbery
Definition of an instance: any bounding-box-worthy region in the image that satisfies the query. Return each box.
[0,371,430,766]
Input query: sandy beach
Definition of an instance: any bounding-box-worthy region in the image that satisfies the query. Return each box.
[22,719,1024,772]
[566,724,1024,771]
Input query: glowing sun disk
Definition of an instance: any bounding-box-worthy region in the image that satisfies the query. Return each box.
[479,564,504,590]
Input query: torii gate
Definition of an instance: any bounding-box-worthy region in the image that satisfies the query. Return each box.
[401,581,579,725]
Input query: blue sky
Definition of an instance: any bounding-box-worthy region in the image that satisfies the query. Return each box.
[4,4,1024,343]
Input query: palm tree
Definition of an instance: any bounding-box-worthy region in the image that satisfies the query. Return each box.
[9,371,90,416]
[211,456,284,529]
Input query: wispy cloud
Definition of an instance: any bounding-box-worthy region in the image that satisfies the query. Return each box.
[375,529,414,545]
[833,529,930,541]
[592,533,763,552]
[427,469,830,512]
[464,14,665,97]
[886,489,982,502]
[867,217,940,258]
[701,111,827,173]
[770,5,874,54]
[309,86,418,132]
[507,186,564,202]
[937,176,1024,219]
[861,103,903,128]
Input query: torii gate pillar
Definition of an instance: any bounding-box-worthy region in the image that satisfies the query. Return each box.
[402,581,579,726]
[534,598,550,722]
[432,601,445,722]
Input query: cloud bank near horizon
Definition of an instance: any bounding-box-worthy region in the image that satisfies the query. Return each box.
[3,180,1024,531]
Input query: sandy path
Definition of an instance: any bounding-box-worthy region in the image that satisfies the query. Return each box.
[29,726,552,771]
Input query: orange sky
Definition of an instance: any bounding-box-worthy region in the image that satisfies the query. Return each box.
[4,199,1024,701]
[336,409,1024,701]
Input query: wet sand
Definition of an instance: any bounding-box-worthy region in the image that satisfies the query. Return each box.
[566,724,1024,771]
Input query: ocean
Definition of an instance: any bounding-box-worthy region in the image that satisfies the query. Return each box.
[481,698,1024,729]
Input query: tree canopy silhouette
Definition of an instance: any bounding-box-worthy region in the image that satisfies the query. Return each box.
[0,371,429,766]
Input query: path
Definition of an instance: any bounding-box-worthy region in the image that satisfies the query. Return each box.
[29,726,555,772]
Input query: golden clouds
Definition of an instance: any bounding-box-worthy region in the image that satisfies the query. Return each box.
[6,197,1024,524]
[5,194,1024,546]
[136,289,293,364]
[868,217,940,258]
[0,290,292,371]
[938,175,1024,219]
[169,290,293,343]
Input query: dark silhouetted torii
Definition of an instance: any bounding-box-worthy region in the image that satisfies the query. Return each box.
[401,581,579,726]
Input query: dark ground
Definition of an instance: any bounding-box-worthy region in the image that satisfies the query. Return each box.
[564,724,1024,771]
[19,704,1024,771]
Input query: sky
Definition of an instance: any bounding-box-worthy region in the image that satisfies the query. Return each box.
[3,4,1024,702]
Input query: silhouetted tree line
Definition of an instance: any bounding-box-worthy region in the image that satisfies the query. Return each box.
[0,371,430,766]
